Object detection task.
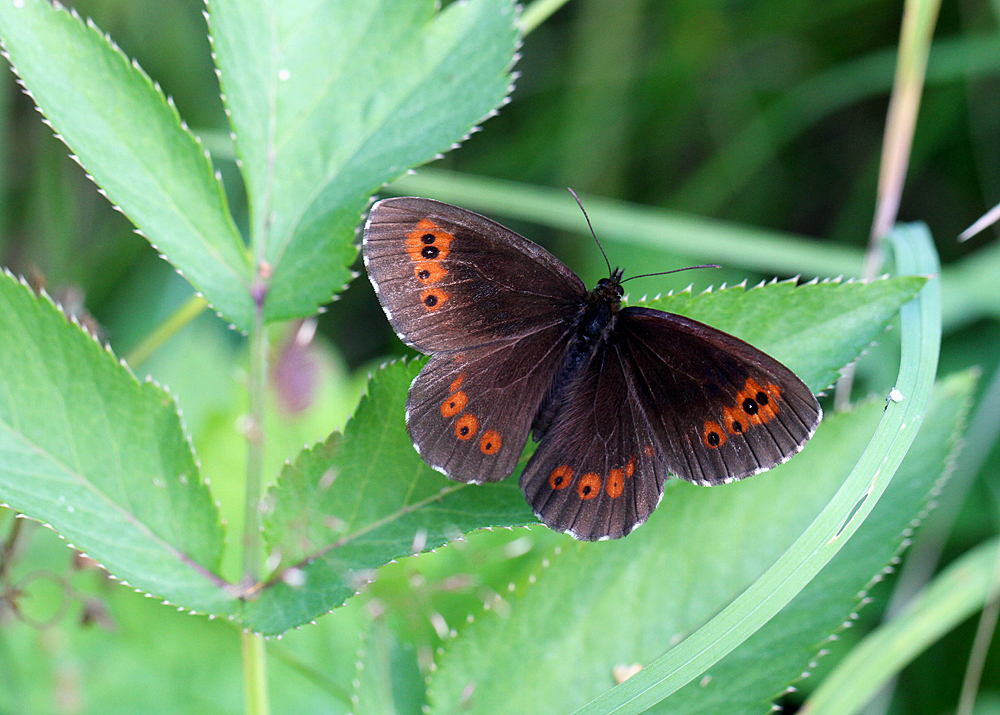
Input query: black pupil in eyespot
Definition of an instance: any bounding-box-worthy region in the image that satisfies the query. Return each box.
[422,233,435,244]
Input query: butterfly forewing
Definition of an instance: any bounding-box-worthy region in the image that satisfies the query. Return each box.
[617,307,822,485]
[363,197,585,352]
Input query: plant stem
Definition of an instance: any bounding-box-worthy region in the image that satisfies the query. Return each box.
[520,0,570,34]
[242,630,270,715]
[241,270,271,715]
[243,284,268,584]
[124,294,208,367]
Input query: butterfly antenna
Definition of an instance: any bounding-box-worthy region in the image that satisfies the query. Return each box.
[622,264,722,283]
[568,188,613,276]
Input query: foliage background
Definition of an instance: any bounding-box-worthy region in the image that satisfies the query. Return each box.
[0,0,998,713]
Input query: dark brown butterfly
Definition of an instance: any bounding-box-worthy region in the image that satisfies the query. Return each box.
[362,197,821,540]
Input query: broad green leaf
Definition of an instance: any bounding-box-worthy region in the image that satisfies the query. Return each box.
[424,394,866,714]
[566,223,941,715]
[646,275,927,393]
[424,368,971,715]
[244,360,534,635]
[803,533,1000,715]
[0,272,231,614]
[1,523,370,712]
[656,370,975,714]
[0,0,253,328]
[208,0,519,323]
[247,273,922,634]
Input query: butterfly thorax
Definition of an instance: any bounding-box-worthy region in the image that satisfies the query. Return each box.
[530,269,625,441]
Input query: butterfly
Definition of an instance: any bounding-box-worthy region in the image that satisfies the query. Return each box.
[362,197,822,540]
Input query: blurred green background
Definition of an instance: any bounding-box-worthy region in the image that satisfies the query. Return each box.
[2,0,1000,713]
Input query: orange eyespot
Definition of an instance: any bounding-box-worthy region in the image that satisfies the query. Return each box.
[449,374,465,394]
[606,468,624,498]
[625,458,635,478]
[723,405,745,434]
[421,288,448,311]
[577,473,602,500]
[441,391,467,418]
[414,260,447,284]
[455,413,478,440]
[406,219,453,263]
[549,465,573,490]
[702,421,726,448]
[480,430,501,455]
[735,379,782,425]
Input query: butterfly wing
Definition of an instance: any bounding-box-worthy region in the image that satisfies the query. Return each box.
[519,336,670,540]
[520,306,822,540]
[406,325,576,483]
[363,197,588,484]
[617,307,822,486]
[363,197,585,352]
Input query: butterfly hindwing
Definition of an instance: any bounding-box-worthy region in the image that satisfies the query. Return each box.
[616,307,822,485]
[519,337,669,540]
[406,325,577,483]
[363,197,585,352]
[520,306,822,540]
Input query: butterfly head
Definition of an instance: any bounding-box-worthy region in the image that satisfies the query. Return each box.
[590,268,625,308]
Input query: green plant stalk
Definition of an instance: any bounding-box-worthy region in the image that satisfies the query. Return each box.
[389,169,864,278]
[243,287,267,584]
[800,536,1000,715]
[241,274,270,714]
[867,0,942,274]
[570,223,942,715]
[520,0,571,34]
[124,294,209,367]
[958,543,1000,715]
[836,0,940,411]
[242,630,270,715]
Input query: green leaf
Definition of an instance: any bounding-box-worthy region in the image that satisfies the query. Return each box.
[654,370,976,714]
[425,275,957,715]
[564,223,942,715]
[802,533,1000,715]
[353,619,425,715]
[208,0,519,323]
[0,272,231,614]
[422,394,862,714]
[246,248,925,635]
[0,0,253,329]
[645,275,927,393]
[244,360,534,635]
